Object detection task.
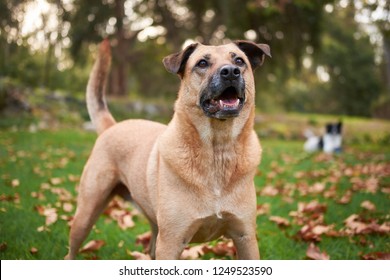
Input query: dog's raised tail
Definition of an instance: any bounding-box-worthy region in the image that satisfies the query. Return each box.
[86,39,116,135]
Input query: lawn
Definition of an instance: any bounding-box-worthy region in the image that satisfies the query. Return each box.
[0,127,389,260]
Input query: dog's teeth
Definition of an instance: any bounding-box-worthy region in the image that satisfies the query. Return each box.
[219,99,240,109]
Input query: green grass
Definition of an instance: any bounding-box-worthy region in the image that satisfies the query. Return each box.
[1,128,389,260]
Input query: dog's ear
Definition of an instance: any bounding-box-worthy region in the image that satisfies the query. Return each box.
[234,40,271,70]
[163,43,198,78]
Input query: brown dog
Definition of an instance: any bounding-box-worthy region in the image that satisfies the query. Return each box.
[65,39,271,260]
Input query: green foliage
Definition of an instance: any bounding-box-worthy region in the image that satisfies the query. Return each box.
[316,6,382,116]
[0,0,387,117]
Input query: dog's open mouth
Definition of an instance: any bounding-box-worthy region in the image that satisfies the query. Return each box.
[201,86,244,119]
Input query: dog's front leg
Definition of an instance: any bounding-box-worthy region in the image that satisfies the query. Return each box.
[231,231,260,259]
[154,213,202,260]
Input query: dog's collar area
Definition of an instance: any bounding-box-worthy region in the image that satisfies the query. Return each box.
[201,86,245,119]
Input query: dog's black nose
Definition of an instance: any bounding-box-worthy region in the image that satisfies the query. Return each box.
[220,65,241,80]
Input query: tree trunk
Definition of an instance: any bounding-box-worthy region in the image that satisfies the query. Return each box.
[108,0,128,96]
[384,36,390,95]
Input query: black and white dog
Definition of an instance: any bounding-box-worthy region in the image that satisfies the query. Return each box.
[304,122,343,153]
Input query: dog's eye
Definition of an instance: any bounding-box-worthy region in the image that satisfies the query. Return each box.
[234,57,245,66]
[197,59,209,68]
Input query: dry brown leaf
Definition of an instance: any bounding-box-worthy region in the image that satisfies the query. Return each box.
[261,185,279,196]
[343,214,390,235]
[338,190,352,204]
[360,200,376,211]
[128,250,152,260]
[31,191,45,200]
[40,183,51,190]
[30,247,38,254]
[309,182,326,194]
[43,207,58,226]
[63,202,74,213]
[381,187,390,194]
[298,225,322,242]
[80,240,105,253]
[269,216,290,227]
[136,231,152,251]
[361,252,390,260]
[118,214,135,230]
[11,179,20,188]
[365,177,379,193]
[0,193,20,203]
[50,177,63,185]
[181,245,205,260]
[203,241,236,257]
[323,185,337,199]
[67,174,80,183]
[51,187,73,201]
[306,243,330,260]
[257,203,270,215]
[0,242,7,252]
[37,225,49,232]
[312,224,334,235]
[298,201,327,214]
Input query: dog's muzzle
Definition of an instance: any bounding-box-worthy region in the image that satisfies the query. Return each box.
[200,65,246,120]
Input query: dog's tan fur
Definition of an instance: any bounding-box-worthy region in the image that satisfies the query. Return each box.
[65,39,270,260]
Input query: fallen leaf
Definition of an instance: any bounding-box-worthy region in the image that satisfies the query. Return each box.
[0,193,20,203]
[337,190,352,204]
[49,177,63,185]
[128,250,152,260]
[269,216,290,227]
[261,185,279,196]
[181,245,205,260]
[309,182,326,194]
[68,174,80,183]
[360,200,376,211]
[44,207,58,226]
[365,177,379,193]
[37,225,49,232]
[312,224,334,235]
[31,191,45,200]
[297,225,322,242]
[118,213,135,230]
[381,187,390,194]
[343,214,390,235]
[306,243,330,260]
[11,179,20,188]
[256,203,270,215]
[30,247,38,254]
[323,185,337,199]
[51,187,73,201]
[361,252,390,260]
[136,232,152,251]
[203,240,236,258]
[63,202,73,213]
[0,242,7,252]
[298,201,327,214]
[40,183,51,190]
[80,240,105,253]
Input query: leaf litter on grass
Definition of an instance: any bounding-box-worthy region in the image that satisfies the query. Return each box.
[257,148,390,260]
[3,131,389,260]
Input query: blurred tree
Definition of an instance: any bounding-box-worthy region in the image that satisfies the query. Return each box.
[0,0,386,118]
[63,0,141,96]
[317,3,381,116]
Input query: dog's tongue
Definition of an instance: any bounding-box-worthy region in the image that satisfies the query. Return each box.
[219,98,240,109]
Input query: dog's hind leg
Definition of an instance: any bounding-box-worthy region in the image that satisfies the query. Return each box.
[65,163,117,260]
